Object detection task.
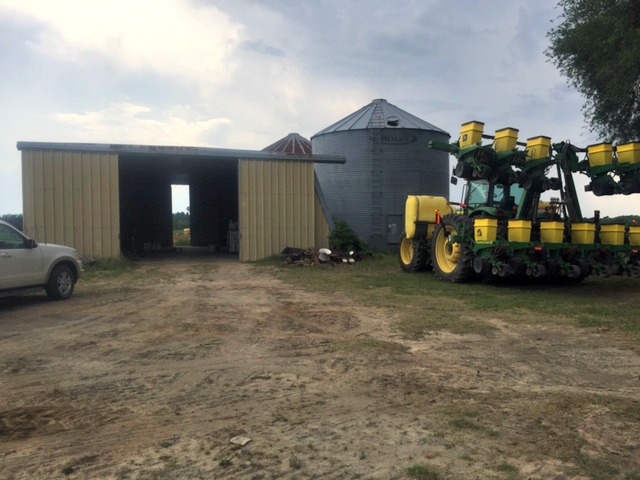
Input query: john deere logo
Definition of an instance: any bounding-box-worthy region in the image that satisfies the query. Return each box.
[463,134,469,142]
[380,133,417,144]
[477,228,482,237]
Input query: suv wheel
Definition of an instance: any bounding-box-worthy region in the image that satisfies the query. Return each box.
[46,265,75,300]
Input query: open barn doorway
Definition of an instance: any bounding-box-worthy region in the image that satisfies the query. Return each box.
[188,159,239,255]
[171,184,191,247]
[118,154,239,258]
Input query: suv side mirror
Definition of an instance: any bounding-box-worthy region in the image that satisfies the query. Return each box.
[27,239,37,249]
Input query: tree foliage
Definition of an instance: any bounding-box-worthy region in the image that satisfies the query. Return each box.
[547,0,640,142]
[172,211,190,230]
[328,220,369,253]
[0,213,23,231]
[599,214,640,224]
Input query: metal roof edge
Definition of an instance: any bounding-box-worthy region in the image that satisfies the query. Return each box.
[16,141,346,164]
[310,125,450,140]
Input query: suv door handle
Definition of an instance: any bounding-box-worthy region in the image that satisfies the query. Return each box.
[0,252,11,258]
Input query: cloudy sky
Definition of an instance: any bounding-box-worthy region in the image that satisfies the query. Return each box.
[0,0,633,217]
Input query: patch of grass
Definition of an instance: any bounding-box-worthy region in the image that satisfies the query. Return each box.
[569,453,620,479]
[434,391,638,478]
[394,310,497,338]
[335,338,409,357]
[593,397,640,422]
[450,417,483,431]
[147,460,188,480]
[188,263,218,275]
[218,458,232,468]
[61,465,74,475]
[115,467,133,479]
[173,236,191,247]
[509,394,586,460]
[260,254,640,338]
[437,404,498,438]
[158,438,176,449]
[82,256,135,280]
[496,461,519,477]
[405,463,441,479]
[253,254,283,266]
[289,455,304,470]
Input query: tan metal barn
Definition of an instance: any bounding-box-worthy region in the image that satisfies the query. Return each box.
[17,142,344,261]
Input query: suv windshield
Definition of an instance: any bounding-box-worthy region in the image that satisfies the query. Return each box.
[0,223,26,249]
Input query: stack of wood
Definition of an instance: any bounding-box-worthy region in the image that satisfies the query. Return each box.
[280,247,357,267]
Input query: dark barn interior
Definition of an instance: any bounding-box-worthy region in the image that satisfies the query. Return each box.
[118,154,238,255]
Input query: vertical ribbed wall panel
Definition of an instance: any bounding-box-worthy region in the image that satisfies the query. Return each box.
[313,130,374,246]
[21,150,120,259]
[239,159,314,261]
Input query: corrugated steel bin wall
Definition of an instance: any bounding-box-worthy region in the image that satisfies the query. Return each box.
[21,150,120,259]
[314,129,449,251]
[314,129,372,245]
[239,159,315,261]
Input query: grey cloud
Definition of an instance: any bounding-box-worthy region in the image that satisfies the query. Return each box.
[508,3,552,62]
[3,0,616,214]
[239,39,285,57]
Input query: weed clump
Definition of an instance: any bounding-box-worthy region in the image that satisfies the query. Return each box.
[329,221,369,253]
[405,463,441,479]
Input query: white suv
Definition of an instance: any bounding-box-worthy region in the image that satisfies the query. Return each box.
[0,220,82,300]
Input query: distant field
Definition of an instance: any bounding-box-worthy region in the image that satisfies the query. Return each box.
[173,229,191,247]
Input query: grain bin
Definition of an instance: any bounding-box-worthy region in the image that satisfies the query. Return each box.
[262,132,312,156]
[312,98,450,251]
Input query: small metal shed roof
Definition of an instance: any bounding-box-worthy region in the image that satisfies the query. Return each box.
[312,98,449,137]
[262,133,312,156]
[17,141,344,164]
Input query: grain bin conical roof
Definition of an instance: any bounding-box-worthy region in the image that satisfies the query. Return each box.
[312,98,448,137]
[262,132,312,156]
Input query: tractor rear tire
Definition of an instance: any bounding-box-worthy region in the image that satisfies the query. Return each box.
[399,235,431,273]
[431,215,475,283]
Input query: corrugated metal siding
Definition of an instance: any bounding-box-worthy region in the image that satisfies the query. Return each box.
[21,150,120,258]
[313,129,450,251]
[314,192,331,247]
[239,159,315,261]
[313,129,373,247]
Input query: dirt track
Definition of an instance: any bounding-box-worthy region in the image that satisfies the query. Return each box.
[1,258,639,479]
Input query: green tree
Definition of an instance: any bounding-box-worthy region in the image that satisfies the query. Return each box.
[172,211,190,230]
[0,213,23,231]
[328,220,368,253]
[599,214,640,224]
[546,0,640,142]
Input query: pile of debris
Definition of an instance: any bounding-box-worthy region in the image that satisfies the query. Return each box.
[280,247,357,267]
